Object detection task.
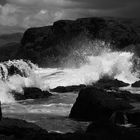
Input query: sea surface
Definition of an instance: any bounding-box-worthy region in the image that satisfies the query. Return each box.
[2,92,89,133]
[1,43,140,133]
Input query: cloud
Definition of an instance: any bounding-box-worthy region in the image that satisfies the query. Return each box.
[22,9,64,28]
[68,0,139,9]
[0,0,7,5]
[7,0,78,8]
[0,4,18,26]
[0,2,65,29]
[0,0,139,33]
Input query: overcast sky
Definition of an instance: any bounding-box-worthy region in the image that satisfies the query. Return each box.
[0,0,140,33]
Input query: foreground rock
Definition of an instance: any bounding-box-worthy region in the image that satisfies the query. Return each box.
[69,87,133,121]
[0,117,95,140]
[12,87,52,100]
[1,117,140,140]
[131,80,140,87]
[50,85,86,93]
[86,122,140,140]
[0,118,48,140]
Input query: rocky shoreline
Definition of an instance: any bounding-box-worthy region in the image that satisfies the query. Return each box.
[1,83,140,139]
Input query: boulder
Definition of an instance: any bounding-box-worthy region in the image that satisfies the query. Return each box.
[12,87,52,100]
[69,87,133,122]
[0,118,48,140]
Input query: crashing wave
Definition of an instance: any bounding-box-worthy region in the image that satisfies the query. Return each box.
[0,59,37,80]
[0,41,140,103]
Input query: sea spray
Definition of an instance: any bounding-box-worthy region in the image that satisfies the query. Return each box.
[0,60,38,103]
[0,41,139,103]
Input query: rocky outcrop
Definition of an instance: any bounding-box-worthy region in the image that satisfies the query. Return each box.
[131,80,140,87]
[50,85,86,93]
[69,87,133,121]
[12,87,52,100]
[19,17,140,66]
[93,77,129,89]
[50,78,128,93]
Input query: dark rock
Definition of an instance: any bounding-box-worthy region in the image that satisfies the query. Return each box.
[19,17,140,66]
[0,118,48,140]
[69,87,133,122]
[105,107,140,126]
[0,102,2,121]
[50,85,86,93]
[126,111,140,126]
[131,80,140,87]
[12,87,52,100]
[1,116,140,140]
[7,65,26,77]
[0,118,95,140]
[107,90,140,102]
[86,122,140,140]
[109,111,128,125]
[47,132,96,140]
[94,77,129,89]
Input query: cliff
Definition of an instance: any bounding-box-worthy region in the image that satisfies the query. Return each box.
[19,17,140,67]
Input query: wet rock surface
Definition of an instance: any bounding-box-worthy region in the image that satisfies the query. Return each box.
[93,77,129,89]
[0,118,48,140]
[50,85,86,93]
[1,116,140,140]
[12,87,52,100]
[86,122,140,140]
[131,80,140,87]
[69,87,133,121]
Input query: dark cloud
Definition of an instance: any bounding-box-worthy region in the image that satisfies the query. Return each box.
[0,0,7,5]
[68,0,139,9]
[0,0,139,34]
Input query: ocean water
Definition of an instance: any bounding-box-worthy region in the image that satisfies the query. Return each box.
[2,92,90,133]
[0,41,140,132]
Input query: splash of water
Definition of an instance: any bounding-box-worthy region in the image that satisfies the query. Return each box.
[0,41,139,103]
[36,51,138,89]
[0,60,38,103]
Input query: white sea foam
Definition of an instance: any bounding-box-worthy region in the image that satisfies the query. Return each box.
[0,41,139,103]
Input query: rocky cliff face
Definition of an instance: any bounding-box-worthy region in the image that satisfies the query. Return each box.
[19,17,140,67]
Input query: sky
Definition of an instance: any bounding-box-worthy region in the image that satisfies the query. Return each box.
[0,0,140,34]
